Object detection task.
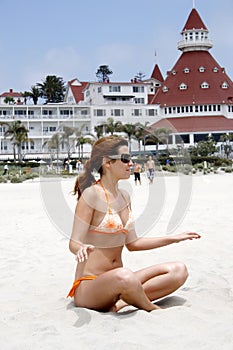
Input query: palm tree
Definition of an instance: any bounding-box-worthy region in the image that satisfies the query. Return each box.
[132,123,145,155]
[1,120,29,161]
[94,124,105,139]
[121,123,140,152]
[28,86,42,105]
[37,75,66,103]
[144,127,172,156]
[104,117,122,135]
[59,125,76,161]
[43,133,62,169]
[75,135,94,159]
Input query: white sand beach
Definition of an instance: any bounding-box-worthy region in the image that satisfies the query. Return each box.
[1,172,233,350]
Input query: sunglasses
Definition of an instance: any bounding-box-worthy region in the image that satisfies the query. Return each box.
[107,154,131,164]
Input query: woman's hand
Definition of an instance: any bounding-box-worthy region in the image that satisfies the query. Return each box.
[76,244,95,263]
[173,232,201,243]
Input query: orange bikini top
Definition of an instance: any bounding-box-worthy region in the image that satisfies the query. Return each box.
[88,181,133,235]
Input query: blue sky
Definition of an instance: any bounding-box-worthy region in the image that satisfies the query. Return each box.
[0,0,233,93]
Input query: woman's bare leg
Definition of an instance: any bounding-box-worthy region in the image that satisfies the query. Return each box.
[114,261,188,312]
[74,267,157,312]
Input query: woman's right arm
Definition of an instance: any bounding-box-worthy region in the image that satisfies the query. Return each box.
[69,187,95,261]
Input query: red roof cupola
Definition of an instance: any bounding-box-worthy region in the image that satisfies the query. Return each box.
[178,8,212,52]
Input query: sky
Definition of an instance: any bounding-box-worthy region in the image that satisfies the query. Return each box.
[0,0,233,93]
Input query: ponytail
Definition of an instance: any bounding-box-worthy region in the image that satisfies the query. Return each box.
[73,159,96,199]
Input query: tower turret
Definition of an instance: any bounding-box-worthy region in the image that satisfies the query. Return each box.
[177,8,213,52]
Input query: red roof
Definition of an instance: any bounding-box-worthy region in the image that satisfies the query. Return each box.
[182,8,207,32]
[150,116,233,133]
[67,79,88,103]
[151,51,233,106]
[0,89,22,98]
[151,64,164,82]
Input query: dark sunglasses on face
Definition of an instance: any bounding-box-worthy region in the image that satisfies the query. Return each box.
[107,154,131,164]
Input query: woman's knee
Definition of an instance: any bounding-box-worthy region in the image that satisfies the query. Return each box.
[173,261,188,284]
[114,268,138,290]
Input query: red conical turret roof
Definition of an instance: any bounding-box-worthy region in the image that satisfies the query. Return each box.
[182,8,207,31]
[151,64,164,82]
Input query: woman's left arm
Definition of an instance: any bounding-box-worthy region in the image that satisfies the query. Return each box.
[126,231,201,251]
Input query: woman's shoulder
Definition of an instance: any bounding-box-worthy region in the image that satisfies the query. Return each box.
[119,188,131,203]
[80,184,99,207]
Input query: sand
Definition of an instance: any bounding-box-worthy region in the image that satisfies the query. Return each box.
[0,172,233,350]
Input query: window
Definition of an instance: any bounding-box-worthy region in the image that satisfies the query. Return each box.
[199,66,205,73]
[97,87,102,93]
[28,110,34,115]
[109,85,121,92]
[213,67,218,73]
[146,109,157,116]
[131,109,142,116]
[60,110,72,115]
[222,82,229,89]
[81,109,88,115]
[163,86,168,92]
[42,110,52,115]
[15,110,26,115]
[179,83,187,90]
[111,109,124,117]
[1,140,7,150]
[133,86,144,93]
[183,68,190,73]
[134,98,144,104]
[94,109,106,117]
[201,82,209,89]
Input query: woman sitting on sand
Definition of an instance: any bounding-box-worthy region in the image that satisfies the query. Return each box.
[68,136,200,312]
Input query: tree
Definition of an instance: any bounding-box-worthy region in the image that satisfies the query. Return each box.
[60,125,76,161]
[135,71,146,81]
[43,133,62,169]
[1,120,29,161]
[196,136,217,156]
[37,75,66,103]
[94,124,105,139]
[96,65,113,82]
[4,96,15,105]
[144,127,171,156]
[121,123,140,152]
[27,85,42,105]
[75,135,94,159]
[220,133,233,159]
[104,117,122,135]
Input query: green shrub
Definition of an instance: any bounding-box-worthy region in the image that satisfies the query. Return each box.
[10,176,23,183]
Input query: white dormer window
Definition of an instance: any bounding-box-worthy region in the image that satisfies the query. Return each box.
[199,66,205,73]
[179,83,187,90]
[163,86,168,92]
[213,67,219,73]
[183,68,190,74]
[172,70,176,75]
[222,81,229,89]
[201,81,209,89]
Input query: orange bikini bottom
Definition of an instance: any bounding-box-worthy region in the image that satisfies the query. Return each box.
[67,275,97,298]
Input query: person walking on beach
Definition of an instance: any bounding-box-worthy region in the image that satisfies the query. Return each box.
[146,155,155,184]
[68,136,201,312]
[133,161,141,185]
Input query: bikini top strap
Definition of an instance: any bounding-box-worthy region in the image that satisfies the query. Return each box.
[98,181,112,214]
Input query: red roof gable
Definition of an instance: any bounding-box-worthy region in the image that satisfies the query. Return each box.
[150,116,233,133]
[152,51,233,106]
[68,80,88,103]
[182,8,207,32]
[151,64,164,82]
